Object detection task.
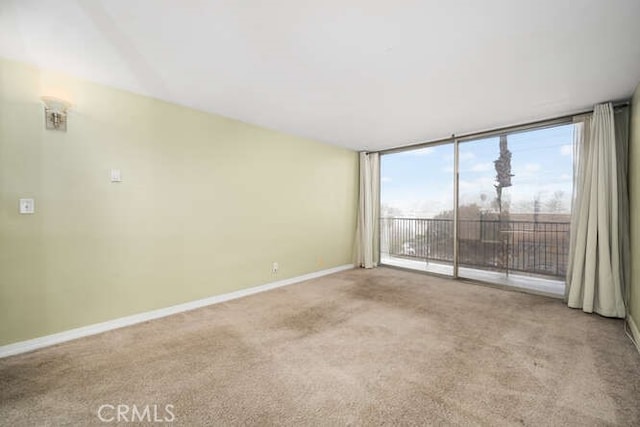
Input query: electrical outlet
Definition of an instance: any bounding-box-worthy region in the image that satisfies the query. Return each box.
[110,169,122,182]
[19,198,35,214]
[272,262,279,274]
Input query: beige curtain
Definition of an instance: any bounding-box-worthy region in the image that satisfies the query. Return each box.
[614,108,631,307]
[566,103,628,318]
[354,152,379,268]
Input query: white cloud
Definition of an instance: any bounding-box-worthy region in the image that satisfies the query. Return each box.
[560,145,573,156]
[400,147,434,157]
[470,162,493,172]
[381,176,392,183]
[455,162,494,174]
[413,147,434,156]
[459,176,496,194]
[524,163,541,173]
[460,151,476,162]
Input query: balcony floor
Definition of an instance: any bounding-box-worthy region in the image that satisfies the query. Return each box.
[380,254,565,297]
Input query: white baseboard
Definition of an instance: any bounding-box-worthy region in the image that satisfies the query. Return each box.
[0,264,354,358]
[628,315,640,353]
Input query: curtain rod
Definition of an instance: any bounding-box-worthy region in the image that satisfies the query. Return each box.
[376,99,630,155]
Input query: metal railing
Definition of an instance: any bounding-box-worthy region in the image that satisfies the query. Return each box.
[380,217,570,278]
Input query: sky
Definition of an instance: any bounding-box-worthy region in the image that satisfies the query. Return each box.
[381,124,574,218]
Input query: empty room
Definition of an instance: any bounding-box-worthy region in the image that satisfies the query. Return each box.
[2,0,640,425]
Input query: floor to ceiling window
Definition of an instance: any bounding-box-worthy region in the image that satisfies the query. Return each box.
[380,143,455,276]
[380,122,575,295]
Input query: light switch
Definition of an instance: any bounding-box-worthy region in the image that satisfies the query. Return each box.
[110,169,122,182]
[19,198,35,214]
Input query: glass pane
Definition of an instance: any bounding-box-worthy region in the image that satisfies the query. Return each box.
[457,124,574,293]
[380,144,454,276]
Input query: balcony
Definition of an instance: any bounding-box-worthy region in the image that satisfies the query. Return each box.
[380,217,570,296]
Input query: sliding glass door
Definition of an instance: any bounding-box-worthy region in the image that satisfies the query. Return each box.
[380,143,454,276]
[457,125,574,291]
[380,122,575,292]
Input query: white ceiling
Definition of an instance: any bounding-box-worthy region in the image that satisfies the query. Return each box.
[2,0,640,151]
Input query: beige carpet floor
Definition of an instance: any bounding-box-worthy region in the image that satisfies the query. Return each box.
[1,267,639,426]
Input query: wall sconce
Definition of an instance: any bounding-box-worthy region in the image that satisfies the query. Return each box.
[41,96,72,131]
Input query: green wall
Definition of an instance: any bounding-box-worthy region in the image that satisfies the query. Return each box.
[630,82,640,332]
[0,58,358,345]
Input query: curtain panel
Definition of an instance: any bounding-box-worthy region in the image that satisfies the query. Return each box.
[566,103,629,318]
[354,152,379,268]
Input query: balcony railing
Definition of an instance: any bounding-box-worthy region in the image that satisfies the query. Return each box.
[380,217,570,278]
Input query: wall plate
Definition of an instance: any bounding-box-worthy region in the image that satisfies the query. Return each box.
[19,198,35,214]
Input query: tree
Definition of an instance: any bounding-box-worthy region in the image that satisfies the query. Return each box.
[434,203,483,220]
[494,135,514,219]
[545,191,566,213]
[381,204,402,217]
